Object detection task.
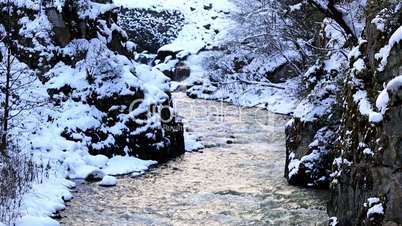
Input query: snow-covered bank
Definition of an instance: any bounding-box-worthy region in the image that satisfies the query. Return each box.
[0,0,186,225]
[173,52,300,115]
[1,0,298,225]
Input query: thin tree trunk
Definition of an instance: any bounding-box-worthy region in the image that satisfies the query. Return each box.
[1,0,11,157]
[1,49,11,157]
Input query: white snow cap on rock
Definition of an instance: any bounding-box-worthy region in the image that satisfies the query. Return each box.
[103,156,157,176]
[371,16,385,32]
[376,75,402,113]
[353,90,383,123]
[16,216,59,226]
[376,26,402,71]
[367,203,384,218]
[184,132,204,152]
[99,176,117,187]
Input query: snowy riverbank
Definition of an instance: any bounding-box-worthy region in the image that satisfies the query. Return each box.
[6,0,300,225]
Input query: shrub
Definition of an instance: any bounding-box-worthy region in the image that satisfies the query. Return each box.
[0,145,42,225]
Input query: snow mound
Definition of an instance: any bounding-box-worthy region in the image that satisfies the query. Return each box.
[184,132,204,152]
[103,156,157,176]
[99,176,117,187]
[16,216,59,226]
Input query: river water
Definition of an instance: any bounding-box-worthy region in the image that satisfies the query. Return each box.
[60,92,328,226]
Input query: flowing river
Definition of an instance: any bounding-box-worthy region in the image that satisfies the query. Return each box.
[60,92,328,226]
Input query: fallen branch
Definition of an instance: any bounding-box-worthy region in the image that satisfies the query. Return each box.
[211,78,285,90]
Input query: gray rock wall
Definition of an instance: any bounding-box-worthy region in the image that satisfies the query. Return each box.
[285,2,402,225]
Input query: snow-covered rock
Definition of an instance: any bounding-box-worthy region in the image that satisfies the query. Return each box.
[103,156,156,176]
[99,176,117,187]
[184,132,204,152]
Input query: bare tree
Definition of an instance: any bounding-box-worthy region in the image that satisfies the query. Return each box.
[0,0,13,156]
[0,0,37,156]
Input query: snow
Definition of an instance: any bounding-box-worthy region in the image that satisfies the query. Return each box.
[181,52,299,115]
[376,26,402,71]
[386,75,402,92]
[103,156,157,176]
[1,0,40,10]
[371,17,385,32]
[353,59,366,72]
[376,89,390,114]
[0,1,183,224]
[16,216,59,226]
[289,3,303,12]
[364,197,384,219]
[363,148,374,156]
[367,203,384,218]
[17,177,75,226]
[79,2,118,20]
[99,176,117,187]
[288,157,301,179]
[84,155,109,168]
[367,197,380,206]
[369,112,384,123]
[129,0,300,116]
[353,90,383,123]
[2,0,363,224]
[184,132,204,152]
[18,14,52,40]
[67,164,99,180]
[329,217,338,226]
[376,75,402,113]
[348,41,363,60]
[46,63,88,90]
[294,97,336,122]
[114,0,238,54]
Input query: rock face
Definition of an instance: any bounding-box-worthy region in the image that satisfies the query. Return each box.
[285,59,342,189]
[327,4,402,225]
[118,8,184,53]
[285,118,336,188]
[267,62,298,84]
[46,8,71,47]
[285,2,402,225]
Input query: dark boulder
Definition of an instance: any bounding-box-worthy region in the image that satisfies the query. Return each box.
[173,62,191,81]
[204,4,213,10]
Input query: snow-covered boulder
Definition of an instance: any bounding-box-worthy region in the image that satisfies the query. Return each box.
[85,169,106,182]
[1,0,185,161]
[98,176,117,187]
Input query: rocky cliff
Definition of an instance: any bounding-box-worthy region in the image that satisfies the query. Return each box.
[285,1,401,225]
[328,3,402,225]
